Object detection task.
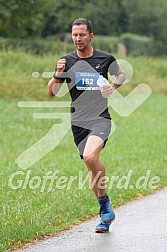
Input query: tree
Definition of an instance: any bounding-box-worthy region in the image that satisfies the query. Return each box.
[0,0,52,38]
[122,0,167,41]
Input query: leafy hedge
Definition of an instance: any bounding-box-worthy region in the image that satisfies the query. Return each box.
[92,35,118,54]
[0,33,166,57]
[119,33,155,56]
[0,36,74,55]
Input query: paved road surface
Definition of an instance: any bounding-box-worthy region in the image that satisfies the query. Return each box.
[17,187,167,252]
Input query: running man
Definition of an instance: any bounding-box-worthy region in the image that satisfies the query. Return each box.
[48,18,126,232]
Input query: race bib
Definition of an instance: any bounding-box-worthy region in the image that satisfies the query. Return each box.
[75,72,100,90]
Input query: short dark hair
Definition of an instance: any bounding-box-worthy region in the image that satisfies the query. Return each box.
[72,18,93,34]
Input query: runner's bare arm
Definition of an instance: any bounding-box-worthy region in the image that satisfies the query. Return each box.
[101,66,126,97]
[48,78,64,96]
[48,58,67,97]
[111,65,126,88]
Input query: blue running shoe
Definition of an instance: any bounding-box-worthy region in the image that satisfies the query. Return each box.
[95,221,110,233]
[98,194,115,224]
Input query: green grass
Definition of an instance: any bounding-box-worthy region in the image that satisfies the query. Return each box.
[0,50,167,100]
[0,50,167,251]
[0,93,167,251]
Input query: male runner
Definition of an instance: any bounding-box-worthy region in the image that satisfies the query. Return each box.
[48,18,125,232]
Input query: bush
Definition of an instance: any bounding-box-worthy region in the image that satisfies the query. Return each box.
[119,33,155,56]
[92,35,118,53]
[0,37,74,55]
[153,41,167,57]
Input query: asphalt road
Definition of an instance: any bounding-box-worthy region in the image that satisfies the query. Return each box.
[17,187,167,252]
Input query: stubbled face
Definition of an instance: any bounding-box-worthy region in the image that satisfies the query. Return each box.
[72,24,94,52]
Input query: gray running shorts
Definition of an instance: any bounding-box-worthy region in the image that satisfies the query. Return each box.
[71,118,111,159]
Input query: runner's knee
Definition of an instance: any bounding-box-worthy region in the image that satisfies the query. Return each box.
[83,153,98,167]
